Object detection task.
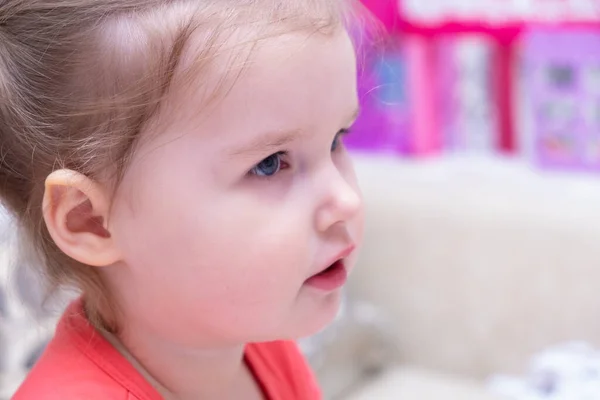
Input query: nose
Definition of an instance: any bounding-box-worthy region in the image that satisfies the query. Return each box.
[315,167,362,233]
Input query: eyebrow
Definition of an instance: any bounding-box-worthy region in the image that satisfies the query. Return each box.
[228,129,303,157]
[228,106,361,157]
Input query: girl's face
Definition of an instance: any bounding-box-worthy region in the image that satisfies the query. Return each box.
[106,28,363,346]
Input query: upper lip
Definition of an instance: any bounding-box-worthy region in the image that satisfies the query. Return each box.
[311,244,356,276]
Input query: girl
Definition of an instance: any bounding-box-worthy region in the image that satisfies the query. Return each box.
[1,0,364,399]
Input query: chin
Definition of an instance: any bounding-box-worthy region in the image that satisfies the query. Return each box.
[286,288,344,340]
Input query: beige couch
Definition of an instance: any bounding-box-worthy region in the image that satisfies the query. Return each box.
[330,154,600,399]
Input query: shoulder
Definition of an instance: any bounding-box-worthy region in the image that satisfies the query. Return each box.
[12,300,157,400]
[12,340,130,400]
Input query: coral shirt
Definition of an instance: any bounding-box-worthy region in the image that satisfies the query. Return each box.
[13,300,322,400]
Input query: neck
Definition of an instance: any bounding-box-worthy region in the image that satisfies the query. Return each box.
[100,325,248,400]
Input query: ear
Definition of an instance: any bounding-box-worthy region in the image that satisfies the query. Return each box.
[42,169,122,267]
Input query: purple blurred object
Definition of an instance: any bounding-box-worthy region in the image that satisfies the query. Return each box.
[345,38,413,154]
[523,28,600,172]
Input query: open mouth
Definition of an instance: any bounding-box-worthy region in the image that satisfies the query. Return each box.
[304,259,347,291]
[315,260,343,277]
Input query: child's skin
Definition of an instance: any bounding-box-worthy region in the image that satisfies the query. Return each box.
[43,23,363,400]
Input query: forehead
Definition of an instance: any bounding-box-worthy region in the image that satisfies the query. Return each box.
[162,29,358,144]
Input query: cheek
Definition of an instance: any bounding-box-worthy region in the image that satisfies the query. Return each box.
[108,188,317,342]
[109,174,313,304]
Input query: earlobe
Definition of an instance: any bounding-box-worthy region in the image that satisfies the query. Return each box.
[43,169,122,267]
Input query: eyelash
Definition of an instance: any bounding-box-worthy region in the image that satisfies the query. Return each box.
[332,128,351,151]
[248,128,352,179]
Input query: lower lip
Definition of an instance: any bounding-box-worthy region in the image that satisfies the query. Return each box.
[304,261,348,291]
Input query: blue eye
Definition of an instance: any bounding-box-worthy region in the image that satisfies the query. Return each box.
[250,152,283,177]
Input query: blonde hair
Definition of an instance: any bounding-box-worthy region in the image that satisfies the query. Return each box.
[0,0,352,331]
